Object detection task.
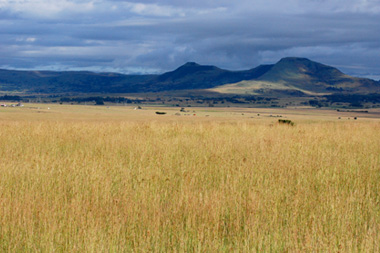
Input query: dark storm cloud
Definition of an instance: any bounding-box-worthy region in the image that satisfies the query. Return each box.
[0,0,379,78]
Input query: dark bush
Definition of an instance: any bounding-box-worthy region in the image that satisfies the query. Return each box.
[0,95,21,101]
[95,98,104,105]
[278,119,294,126]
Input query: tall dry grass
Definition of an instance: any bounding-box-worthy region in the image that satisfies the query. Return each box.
[0,119,379,251]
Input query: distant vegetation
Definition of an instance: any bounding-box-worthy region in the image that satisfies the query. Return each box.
[324,93,380,107]
[1,93,380,109]
[0,95,21,101]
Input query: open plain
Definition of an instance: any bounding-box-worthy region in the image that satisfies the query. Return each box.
[0,104,379,251]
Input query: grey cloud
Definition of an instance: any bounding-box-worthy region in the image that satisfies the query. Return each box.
[0,0,379,79]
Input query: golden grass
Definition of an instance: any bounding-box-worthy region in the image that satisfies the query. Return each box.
[0,105,379,251]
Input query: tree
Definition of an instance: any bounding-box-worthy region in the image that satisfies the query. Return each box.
[95,98,104,105]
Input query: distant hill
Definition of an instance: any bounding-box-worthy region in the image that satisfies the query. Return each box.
[149,62,273,91]
[0,57,379,95]
[0,69,156,93]
[212,57,380,95]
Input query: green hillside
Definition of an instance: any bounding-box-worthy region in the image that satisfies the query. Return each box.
[212,57,380,95]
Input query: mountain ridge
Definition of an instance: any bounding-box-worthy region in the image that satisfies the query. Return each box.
[0,57,378,95]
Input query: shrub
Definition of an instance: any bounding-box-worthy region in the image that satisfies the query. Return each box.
[278,119,294,126]
[95,98,104,105]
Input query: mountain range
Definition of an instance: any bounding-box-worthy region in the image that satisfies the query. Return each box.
[0,57,379,96]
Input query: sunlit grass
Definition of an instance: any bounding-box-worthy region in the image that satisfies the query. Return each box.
[0,108,379,251]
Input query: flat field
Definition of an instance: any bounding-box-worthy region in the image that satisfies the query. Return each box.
[1,104,380,251]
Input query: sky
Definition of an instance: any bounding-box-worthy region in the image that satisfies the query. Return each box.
[0,0,379,79]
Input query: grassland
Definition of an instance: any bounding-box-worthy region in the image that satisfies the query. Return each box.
[0,104,379,251]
